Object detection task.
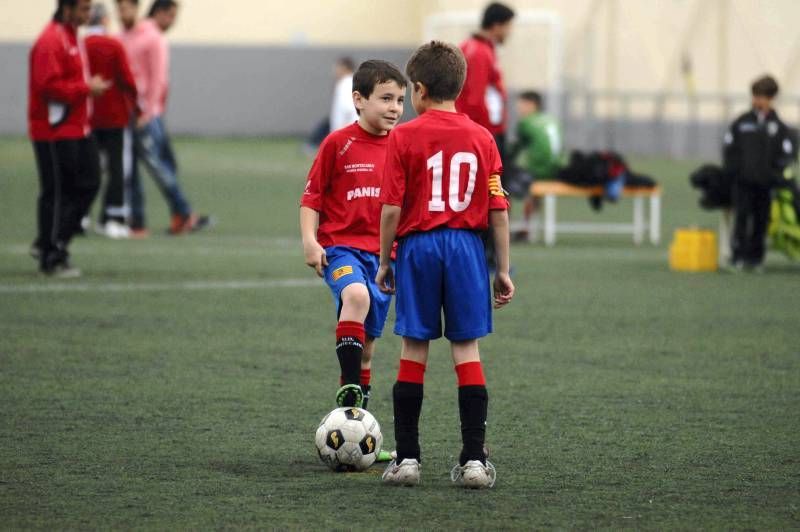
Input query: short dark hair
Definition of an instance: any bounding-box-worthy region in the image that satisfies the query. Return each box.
[481,2,515,30]
[751,75,779,98]
[337,57,356,73]
[54,0,79,22]
[147,0,177,17]
[115,0,139,4]
[405,41,466,102]
[519,90,544,109]
[352,60,407,99]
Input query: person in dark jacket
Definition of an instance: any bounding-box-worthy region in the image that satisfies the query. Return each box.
[723,75,794,272]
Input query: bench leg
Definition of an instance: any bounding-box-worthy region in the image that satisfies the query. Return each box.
[633,197,645,245]
[719,208,732,263]
[544,194,556,246]
[649,195,661,245]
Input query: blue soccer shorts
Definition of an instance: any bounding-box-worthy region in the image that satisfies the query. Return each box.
[323,246,392,339]
[394,228,492,341]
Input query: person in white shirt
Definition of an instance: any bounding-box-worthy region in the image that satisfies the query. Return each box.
[329,57,358,132]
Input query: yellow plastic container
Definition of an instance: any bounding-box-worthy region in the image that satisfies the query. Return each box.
[669,228,718,272]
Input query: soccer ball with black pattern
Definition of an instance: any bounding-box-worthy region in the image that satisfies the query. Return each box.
[315,407,383,472]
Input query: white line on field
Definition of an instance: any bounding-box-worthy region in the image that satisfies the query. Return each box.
[0,278,321,294]
[6,241,302,257]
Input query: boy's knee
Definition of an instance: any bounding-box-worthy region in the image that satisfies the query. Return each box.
[341,283,371,312]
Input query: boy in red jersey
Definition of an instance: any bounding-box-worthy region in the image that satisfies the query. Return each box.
[376,41,514,488]
[300,61,406,429]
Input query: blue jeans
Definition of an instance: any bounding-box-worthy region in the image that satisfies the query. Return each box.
[129,116,191,227]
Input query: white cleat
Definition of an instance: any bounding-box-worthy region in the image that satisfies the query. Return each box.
[381,458,421,486]
[450,460,496,489]
[96,220,130,239]
[103,220,131,239]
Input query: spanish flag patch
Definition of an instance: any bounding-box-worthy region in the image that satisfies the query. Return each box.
[331,265,354,281]
[489,174,507,197]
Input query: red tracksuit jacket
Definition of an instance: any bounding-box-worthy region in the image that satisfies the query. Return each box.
[456,35,508,136]
[85,33,138,130]
[28,21,90,142]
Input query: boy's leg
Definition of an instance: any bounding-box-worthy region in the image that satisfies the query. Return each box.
[383,338,428,485]
[748,184,772,267]
[335,283,370,407]
[450,340,496,488]
[360,337,375,410]
[731,182,753,265]
[451,340,488,465]
[392,338,429,463]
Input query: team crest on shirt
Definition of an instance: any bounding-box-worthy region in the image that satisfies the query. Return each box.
[331,265,354,281]
[768,121,779,136]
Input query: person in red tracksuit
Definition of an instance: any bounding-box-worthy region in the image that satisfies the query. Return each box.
[85,3,138,237]
[29,0,110,276]
[455,2,515,270]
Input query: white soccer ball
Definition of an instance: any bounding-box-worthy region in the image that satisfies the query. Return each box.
[315,407,383,472]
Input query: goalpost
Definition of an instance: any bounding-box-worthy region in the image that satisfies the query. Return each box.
[423,9,565,128]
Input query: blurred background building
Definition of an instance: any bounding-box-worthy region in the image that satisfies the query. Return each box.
[2,0,800,158]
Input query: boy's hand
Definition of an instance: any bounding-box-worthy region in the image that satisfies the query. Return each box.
[89,75,112,97]
[303,240,328,277]
[375,263,395,294]
[492,272,514,309]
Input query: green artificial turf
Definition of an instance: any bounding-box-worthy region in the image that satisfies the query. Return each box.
[1,137,798,529]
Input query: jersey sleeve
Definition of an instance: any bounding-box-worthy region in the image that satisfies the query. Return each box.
[380,131,406,207]
[300,136,335,211]
[487,138,509,211]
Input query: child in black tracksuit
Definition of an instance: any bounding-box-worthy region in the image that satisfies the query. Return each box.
[723,75,794,271]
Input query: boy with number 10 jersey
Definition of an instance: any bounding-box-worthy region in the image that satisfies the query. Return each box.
[376,41,514,488]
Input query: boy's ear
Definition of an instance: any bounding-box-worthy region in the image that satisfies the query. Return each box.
[352,90,365,110]
[414,82,426,98]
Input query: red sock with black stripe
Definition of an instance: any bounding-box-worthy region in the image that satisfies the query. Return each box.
[336,321,364,386]
[455,361,488,465]
[393,359,426,463]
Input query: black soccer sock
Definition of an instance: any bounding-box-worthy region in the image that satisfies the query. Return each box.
[393,381,424,463]
[336,321,365,386]
[458,385,488,465]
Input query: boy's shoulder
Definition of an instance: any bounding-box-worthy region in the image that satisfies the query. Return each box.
[318,123,382,157]
[395,111,494,141]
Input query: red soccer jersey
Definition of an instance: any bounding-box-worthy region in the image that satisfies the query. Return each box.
[456,35,507,135]
[301,122,390,255]
[85,33,137,130]
[28,21,90,141]
[380,110,508,238]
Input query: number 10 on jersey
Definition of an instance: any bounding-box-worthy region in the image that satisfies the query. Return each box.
[427,151,478,213]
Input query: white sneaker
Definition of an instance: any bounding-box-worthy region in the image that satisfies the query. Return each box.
[43,262,81,279]
[450,460,496,489]
[381,458,421,486]
[98,221,130,240]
